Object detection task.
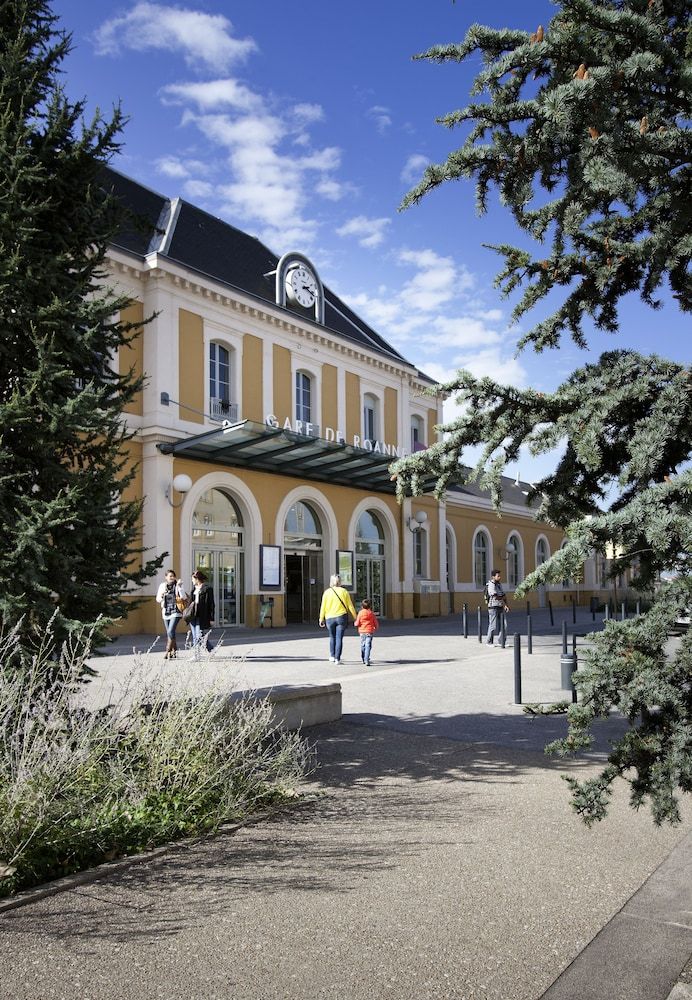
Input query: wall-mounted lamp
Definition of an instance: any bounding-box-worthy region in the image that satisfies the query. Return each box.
[498,541,517,560]
[165,473,192,508]
[408,510,428,533]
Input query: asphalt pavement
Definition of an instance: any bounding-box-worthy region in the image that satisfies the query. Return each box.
[2,609,691,999]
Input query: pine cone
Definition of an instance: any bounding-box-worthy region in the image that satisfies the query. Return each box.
[574,63,587,79]
[588,126,600,139]
[536,25,544,42]
[640,115,649,135]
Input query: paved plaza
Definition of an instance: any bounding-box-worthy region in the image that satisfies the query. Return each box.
[2,610,691,999]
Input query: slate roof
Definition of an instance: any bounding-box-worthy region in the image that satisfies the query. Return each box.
[101,166,423,374]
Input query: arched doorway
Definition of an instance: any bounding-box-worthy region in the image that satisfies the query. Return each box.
[355,510,386,616]
[191,489,244,626]
[283,500,323,623]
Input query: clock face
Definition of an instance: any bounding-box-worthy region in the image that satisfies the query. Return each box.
[286,265,318,308]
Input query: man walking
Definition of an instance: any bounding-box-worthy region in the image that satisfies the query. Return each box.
[486,569,510,645]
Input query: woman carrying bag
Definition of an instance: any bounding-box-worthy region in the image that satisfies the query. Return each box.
[155,569,188,659]
[318,574,356,665]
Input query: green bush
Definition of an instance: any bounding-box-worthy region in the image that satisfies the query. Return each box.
[0,621,311,896]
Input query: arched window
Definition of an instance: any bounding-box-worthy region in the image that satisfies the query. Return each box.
[507,533,523,588]
[284,500,322,548]
[191,489,244,627]
[356,510,386,615]
[411,414,425,452]
[209,342,235,419]
[356,510,385,554]
[295,371,312,426]
[536,537,549,569]
[363,393,378,446]
[473,530,490,588]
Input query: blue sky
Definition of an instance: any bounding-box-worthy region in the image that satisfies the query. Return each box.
[52,0,690,481]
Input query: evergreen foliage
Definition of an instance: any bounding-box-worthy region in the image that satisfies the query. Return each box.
[0,0,162,655]
[394,0,692,824]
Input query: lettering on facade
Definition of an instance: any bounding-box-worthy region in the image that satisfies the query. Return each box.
[222,414,407,458]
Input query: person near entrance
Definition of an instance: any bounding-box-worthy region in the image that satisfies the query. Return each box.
[354,598,379,666]
[188,569,215,657]
[318,574,356,664]
[486,568,510,645]
[156,569,188,659]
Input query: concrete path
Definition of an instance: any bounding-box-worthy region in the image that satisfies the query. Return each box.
[2,613,691,999]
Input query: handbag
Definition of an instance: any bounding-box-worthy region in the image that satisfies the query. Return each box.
[332,587,355,621]
[175,596,187,614]
[182,599,196,621]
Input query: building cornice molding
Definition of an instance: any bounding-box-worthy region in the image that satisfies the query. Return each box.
[106,249,437,395]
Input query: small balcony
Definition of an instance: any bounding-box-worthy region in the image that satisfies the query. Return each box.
[210,398,239,422]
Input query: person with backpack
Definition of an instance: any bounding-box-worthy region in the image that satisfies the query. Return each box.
[485,569,510,645]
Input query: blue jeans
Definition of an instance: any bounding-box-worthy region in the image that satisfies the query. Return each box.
[162,614,181,641]
[359,633,373,664]
[326,614,348,661]
[189,622,213,654]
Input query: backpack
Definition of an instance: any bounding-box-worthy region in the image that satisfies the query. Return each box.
[483,583,491,606]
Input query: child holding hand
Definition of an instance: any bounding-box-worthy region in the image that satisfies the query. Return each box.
[354,598,379,666]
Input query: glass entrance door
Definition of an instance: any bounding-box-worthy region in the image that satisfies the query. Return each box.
[356,556,385,616]
[284,552,322,623]
[192,548,244,626]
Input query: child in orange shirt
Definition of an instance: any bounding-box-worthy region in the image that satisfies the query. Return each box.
[354,598,379,666]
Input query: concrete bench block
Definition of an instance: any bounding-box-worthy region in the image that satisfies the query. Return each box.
[229,683,342,731]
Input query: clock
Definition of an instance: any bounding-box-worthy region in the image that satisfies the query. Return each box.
[285,264,318,309]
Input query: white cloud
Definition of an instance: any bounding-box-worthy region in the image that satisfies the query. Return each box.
[367,105,392,133]
[315,178,356,202]
[93,2,256,73]
[452,347,527,387]
[156,156,189,179]
[292,103,324,124]
[397,248,473,313]
[401,153,429,185]
[160,79,262,112]
[183,179,214,200]
[336,215,391,249]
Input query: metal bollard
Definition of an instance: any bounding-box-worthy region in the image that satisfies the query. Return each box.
[527,612,533,654]
[572,598,576,624]
[513,633,522,704]
[605,602,610,621]
[561,647,577,692]
[561,619,568,655]
[571,634,578,704]
[500,614,506,648]
[548,600,554,626]
[636,600,641,617]
[621,602,626,621]
[478,606,482,643]
[462,603,468,639]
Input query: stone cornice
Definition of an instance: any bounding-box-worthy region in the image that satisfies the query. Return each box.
[106,249,438,396]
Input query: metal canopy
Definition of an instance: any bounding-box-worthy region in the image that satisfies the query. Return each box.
[158,420,438,495]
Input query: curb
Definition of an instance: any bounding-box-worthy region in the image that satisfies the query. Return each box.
[0,796,318,915]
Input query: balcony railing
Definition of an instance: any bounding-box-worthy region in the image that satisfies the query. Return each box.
[210,398,239,422]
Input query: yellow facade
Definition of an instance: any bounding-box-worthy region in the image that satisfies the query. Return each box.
[105,168,613,635]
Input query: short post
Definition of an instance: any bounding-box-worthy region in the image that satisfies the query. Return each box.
[513,633,522,704]
[591,598,596,623]
[605,602,610,621]
[500,613,506,648]
[572,597,576,624]
[548,600,554,626]
[621,602,626,621]
[560,634,577,693]
[571,634,578,703]
[527,612,533,654]
[636,600,641,617]
[561,619,568,655]
[462,603,468,639]
[477,605,482,643]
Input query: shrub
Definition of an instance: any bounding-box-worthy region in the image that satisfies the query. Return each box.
[0,622,311,896]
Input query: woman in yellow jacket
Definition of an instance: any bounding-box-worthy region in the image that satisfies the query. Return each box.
[319,574,357,664]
